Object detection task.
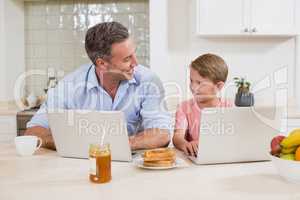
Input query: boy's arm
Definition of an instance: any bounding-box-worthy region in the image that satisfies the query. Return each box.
[173,130,197,157]
[173,129,188,153]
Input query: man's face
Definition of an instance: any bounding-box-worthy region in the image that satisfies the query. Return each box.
[105,38,138,80]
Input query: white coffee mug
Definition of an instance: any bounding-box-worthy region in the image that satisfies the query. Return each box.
[15,136,42,156]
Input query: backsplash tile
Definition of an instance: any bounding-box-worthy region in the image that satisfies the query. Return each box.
[25,0,149,96]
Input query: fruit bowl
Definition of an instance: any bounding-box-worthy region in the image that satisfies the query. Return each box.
[270,154,300,183]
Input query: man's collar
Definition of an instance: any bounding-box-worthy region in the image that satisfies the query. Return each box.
[128,76,137,85]
[86,65,100,91]
[86,65,137,91]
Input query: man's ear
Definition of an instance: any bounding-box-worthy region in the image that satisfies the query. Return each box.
[216,81,225,91]
[95,58,108,70]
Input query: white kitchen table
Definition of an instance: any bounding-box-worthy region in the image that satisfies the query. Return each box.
[0,142,299,200]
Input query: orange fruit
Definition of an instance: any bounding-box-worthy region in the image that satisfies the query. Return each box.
[295,146,300,161]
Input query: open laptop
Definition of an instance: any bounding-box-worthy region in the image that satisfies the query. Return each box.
[48,109,132,162]
[189,106,282,164]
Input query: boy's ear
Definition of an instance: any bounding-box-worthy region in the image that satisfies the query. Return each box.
[216,81,225,90]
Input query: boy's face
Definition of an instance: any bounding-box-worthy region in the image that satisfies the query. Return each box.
[189,67,224,103]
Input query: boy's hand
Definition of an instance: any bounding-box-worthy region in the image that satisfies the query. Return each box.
[178,140,198,157]
[188,141,198,157]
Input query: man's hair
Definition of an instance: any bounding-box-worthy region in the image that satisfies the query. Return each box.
[190,53,228,83]
[85,22,129,64]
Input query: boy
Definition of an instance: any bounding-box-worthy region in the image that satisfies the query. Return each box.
[173,53,232,156]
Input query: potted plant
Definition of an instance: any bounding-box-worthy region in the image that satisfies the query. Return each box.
[234,77,254,107]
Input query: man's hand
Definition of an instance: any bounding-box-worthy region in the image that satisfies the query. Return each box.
[129,128,170,151]
[24,126,56,150]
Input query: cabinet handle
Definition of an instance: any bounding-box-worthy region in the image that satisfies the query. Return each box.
[243,28,249,32]
[251,27,257,33]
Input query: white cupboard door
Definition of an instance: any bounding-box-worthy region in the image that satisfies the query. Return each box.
[250,0,296,35]
[197,0,247,35]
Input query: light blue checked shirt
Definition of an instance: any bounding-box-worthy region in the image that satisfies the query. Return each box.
[27,64,172,136]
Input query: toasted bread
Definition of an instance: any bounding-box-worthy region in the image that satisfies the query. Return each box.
[143,148,176,167]
[143,160,174,167]
[143,148,175,159]
[143,156,175,162]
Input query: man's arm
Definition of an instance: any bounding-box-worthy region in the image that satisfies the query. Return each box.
[24,126,56,150]
[24,80,69,151]
[133,73,172,151]
[129,128,170,150]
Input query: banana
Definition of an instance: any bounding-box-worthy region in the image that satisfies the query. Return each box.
[281,146,298,154]
[289,128,300,136]
[280,129,300,148]
[280,153,295,161]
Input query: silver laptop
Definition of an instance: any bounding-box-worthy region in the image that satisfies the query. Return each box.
[48,109,132,162]
[189,106,282,164]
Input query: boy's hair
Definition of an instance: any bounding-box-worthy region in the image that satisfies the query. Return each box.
[190,53,228,84]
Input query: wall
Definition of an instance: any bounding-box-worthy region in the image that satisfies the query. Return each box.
[24,0,149,96]
[0,1,6,102]
[150,0,297,111]
[1,0,299,108]
[0,0,25,104]
[296,0,300,106]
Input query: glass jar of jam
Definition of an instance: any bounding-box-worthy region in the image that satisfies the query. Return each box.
[89,143,111,184]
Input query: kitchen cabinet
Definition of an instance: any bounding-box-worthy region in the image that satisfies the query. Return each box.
[196,0,296,36]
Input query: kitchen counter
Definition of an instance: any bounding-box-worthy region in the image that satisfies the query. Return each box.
[0,142,300,200]
[287,106,300,118]
[0,101,38,116]
[0,106,19,115]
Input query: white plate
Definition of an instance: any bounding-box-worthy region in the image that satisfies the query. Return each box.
[132,155,186,170]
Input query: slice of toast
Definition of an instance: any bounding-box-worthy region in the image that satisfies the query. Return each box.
[143,160,175,167]
[143,148,176,167]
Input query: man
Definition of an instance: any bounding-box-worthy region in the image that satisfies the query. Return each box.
[25,22,171,150]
